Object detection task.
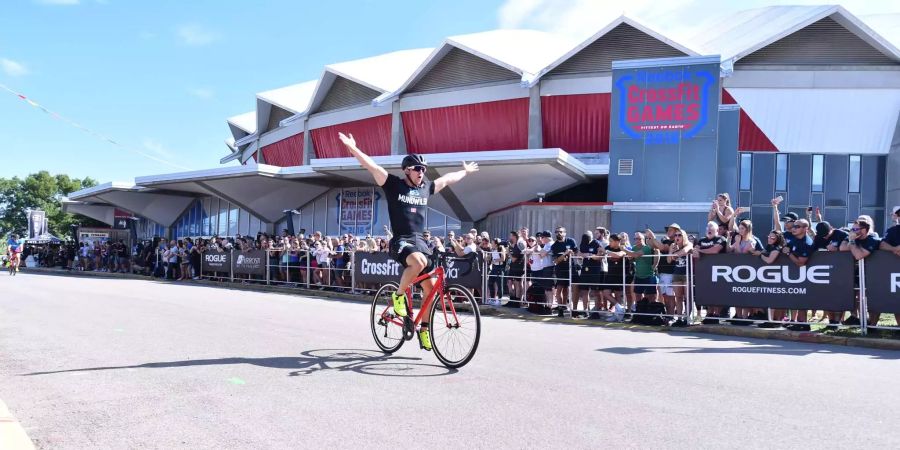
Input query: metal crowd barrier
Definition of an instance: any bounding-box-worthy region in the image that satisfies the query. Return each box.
[189,247,894,334]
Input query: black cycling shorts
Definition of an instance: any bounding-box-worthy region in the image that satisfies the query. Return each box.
[389,234,434,273]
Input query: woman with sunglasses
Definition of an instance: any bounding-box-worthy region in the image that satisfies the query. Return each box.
[339,132,479,351]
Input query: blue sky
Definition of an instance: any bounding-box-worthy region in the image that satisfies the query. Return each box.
[0,0,506,180]
[1,0,896,182]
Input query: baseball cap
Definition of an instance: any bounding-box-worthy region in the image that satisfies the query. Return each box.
[893,206,900,216]
[539,230,552,238]
[815,222,832,238]
[664,223,681,231]
[781,212,799,222]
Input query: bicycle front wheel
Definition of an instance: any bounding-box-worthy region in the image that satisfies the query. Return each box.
[429,284,480,369]
[370,282,405,354]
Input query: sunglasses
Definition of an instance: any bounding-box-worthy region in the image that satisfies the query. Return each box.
[407,166,426,173]
[851,227,860,232]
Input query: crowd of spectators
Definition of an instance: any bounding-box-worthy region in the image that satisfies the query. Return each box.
[28,195,899,331]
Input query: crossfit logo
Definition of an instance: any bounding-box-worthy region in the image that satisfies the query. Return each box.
[361,258,400,276]
[711,265,831,284]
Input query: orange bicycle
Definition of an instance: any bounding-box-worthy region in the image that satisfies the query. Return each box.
[370,253,481,368]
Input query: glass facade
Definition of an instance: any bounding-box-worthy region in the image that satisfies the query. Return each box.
[137,217,166,240]
[172,197,265,238]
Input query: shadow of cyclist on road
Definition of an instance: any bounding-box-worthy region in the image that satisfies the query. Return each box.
[22,349,458,378]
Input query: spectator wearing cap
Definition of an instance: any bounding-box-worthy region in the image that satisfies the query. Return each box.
[840,218,883,329]
[780,218,815,331]
[809,221,849,328]
[647,224,681,318]
[813,221,849,252]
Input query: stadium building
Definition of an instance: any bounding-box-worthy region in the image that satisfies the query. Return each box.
[65,5,900,240]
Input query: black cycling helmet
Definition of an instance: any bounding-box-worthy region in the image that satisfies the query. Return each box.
[401,153,428,169]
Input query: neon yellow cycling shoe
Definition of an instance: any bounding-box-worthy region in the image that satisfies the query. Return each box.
[391,291,408,317]
[418,327,432,351]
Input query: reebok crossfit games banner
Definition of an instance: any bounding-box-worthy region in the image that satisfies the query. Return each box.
[353,252,483,289]
[864,251,900,314]
[609,55,720,203]
[694,252,855,310]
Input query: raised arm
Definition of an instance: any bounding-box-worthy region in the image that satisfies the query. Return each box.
[433,162,479,194]
[338,133,388,186]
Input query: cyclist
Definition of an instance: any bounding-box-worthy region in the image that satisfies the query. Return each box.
[338,132,478,350]
[7,233,23,273]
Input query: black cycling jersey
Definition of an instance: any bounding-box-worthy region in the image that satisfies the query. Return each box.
[380,173,435,237]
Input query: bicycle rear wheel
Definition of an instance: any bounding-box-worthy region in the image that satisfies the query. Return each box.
[429,284,480,369]
[370,282,405,354]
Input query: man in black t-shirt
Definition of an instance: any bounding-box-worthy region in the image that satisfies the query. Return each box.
[339,132,478,351]
[550,227,577,309]
[813,221,848,252]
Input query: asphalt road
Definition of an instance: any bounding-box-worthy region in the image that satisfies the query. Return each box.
[1,272,898,449]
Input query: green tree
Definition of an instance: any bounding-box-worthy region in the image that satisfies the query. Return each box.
[0,171,101,239]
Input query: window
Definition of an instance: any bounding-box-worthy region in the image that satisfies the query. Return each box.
[775,154,788,191]
[812,154,824,192]
[228,206,239,236]
[848,155,861,193]
[739,153,752,190]
[218,201,229,236]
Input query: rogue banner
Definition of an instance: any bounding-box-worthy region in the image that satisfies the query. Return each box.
[864,251,900,314]
[353,252,483,289]
[233,250,266,276]
[693,252,855,310]
[202,250,231,273]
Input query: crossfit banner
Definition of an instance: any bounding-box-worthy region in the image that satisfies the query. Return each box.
[864,251,900,314]
[202,250,231,272]
[353,252,483,289]
[233,250,266,276]
[693,252,855,310]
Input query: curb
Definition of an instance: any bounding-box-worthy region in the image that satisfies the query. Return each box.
[23,268,900,352]
[0,398,35,450]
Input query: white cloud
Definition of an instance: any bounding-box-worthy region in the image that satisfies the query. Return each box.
[496,0,900,43]
[188,87,215,99]
[0,58,29,77]
[142,138,175,160]
[35,0,80,4]
[177,24,221,46]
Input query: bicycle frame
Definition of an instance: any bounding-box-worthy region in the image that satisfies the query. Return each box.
[379,265,462,330]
